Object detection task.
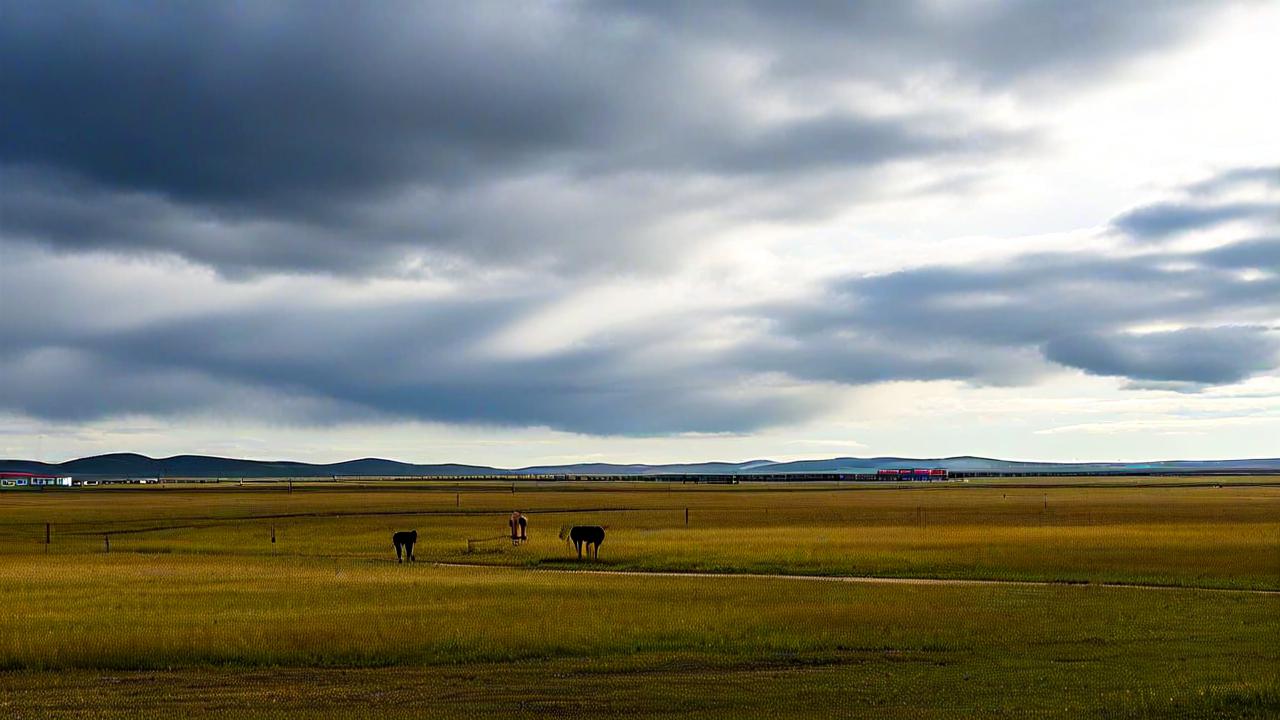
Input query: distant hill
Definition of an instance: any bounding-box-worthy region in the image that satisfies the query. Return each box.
[2,452,1279,478]
[514,460,779,475]
[0,453,500,478]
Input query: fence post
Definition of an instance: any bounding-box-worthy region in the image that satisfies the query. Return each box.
[103,534,110,553]
[271,525,276,544]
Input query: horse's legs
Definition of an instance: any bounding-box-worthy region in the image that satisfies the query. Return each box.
[407,541,415,562]
[593,542,599,560]
[575,539,582,559]
[394,542,402,563]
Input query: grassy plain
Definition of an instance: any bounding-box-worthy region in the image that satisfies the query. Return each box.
[1,479,1277,718]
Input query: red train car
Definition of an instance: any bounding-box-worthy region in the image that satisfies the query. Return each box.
[876,468,948,481]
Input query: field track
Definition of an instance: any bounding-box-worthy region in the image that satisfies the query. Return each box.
[433,560,1280,595]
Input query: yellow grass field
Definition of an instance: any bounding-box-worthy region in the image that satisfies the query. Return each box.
[1,479,1277,718]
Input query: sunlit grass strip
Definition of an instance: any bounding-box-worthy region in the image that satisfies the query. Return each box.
[1,554,1277,672]
[3,484,1278,590]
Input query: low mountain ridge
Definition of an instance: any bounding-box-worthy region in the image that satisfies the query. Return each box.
[2,452,1278,478]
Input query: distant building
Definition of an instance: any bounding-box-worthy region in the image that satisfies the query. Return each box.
[0,474,165,488]
[0,472,73,488]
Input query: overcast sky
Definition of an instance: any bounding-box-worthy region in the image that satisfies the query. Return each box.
[2,1,1278,465]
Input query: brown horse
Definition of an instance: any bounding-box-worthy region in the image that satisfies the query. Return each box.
[559,525,604,560]
[509,511,528,543]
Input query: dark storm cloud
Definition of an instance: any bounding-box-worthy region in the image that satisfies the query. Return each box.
[1112,202,1276,241]
[1195,237,1280,270]
[0,2,609,207]
[0,0,1236,276]
[0,274,821,434]
[1044,327,1279,385]
[744,241,1280,389]
[0,124,1006,277]
[1111,166,1280,242]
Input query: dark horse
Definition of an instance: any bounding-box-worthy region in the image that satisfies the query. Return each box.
[392,530,417,563]
[559,525,605,560]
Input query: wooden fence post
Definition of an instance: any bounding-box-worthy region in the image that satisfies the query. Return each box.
[103,535,110,553]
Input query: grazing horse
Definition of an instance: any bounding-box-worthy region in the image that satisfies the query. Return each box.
[509,511,528,543]
[392,530,417,563]
[559,525,605,560]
